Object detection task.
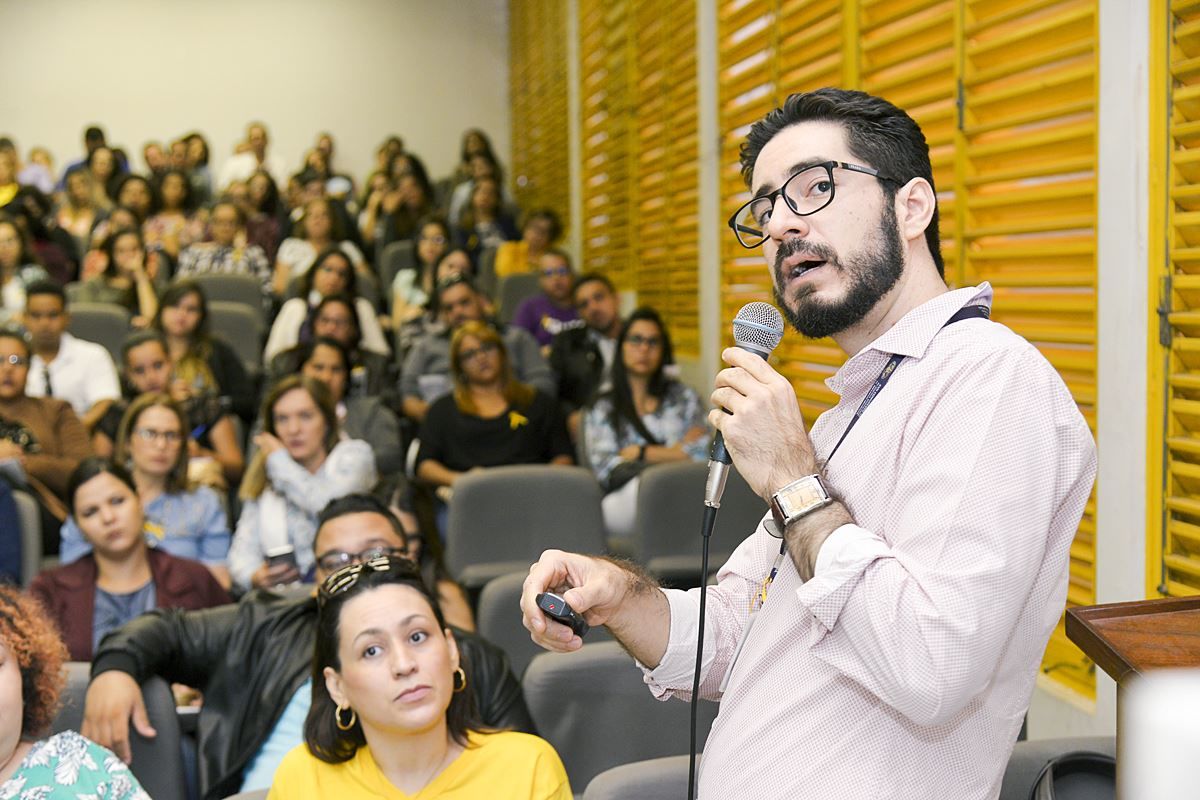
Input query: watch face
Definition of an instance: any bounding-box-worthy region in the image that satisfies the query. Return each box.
[784,478,827,512]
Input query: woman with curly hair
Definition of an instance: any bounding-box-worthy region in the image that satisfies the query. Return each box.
[0,585,150,797]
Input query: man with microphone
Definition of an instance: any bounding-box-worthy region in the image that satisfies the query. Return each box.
[521,87,1096,798]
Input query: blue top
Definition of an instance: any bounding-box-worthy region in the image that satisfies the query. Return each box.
[59,487,230,565]
[93,582,156,654]
[240,679,312,791]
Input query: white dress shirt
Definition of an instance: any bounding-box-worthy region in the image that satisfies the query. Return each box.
[642,283,1097,799]
[27,333,120,418]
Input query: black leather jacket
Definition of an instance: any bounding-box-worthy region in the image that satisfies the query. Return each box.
[91,590,533,800]
[548,325,605,413]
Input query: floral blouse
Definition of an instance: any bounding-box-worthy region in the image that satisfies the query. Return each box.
[583,380,710,485]
[0,731,150,799]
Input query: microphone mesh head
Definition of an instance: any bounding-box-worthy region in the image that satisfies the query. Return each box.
[733,302,785,355]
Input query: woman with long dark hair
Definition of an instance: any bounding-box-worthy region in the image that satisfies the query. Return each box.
[582,307,710,538]
[74,227,159,320]
[268,555,570,798]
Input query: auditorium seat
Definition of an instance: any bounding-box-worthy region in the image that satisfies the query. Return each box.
[582,754,692,800]
[65,302,130,362]
[496,272,540,325]
[525,641,718,792]
[189,273,265,310]
[445,465,607,590]
[14,489,40,587]
[378,240,417,302]
[207,301,265,376]
[999,736,1116,800]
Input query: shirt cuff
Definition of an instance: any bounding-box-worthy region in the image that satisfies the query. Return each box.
[638,588,710,697]
[796,523,891,632]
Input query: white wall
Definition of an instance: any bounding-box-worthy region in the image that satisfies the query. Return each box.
[0,0,510,185]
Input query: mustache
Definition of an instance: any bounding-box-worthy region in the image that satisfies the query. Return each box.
[773,238,837,283]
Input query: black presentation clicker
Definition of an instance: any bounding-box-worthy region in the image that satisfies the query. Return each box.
[535,592,589,638]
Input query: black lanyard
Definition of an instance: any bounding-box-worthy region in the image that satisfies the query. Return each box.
[824,304,990,465]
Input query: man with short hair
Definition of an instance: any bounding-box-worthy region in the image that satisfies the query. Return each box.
[522,88,1097,798]
[548,272,622,435]
[511,249,580,351]
[217,122,287,190]
[142,141,168,176]
[400,276,555,423]
[82,494,532,800]
[57,125,106,189]
[23,281,120,431]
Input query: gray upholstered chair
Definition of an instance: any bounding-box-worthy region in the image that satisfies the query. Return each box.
[53,664,190,800]
[523,641,718,792]
[14,489,41,587]
[378,240,417,300]
[65,302,131,362]
[476,571,612,679]
[445,465,607,590]
[583,755,693,800]
[207,301,265,376]
[634,461,766,583]
[189,273,264,310]
[999,736,1116,800]
[496,272,540,324]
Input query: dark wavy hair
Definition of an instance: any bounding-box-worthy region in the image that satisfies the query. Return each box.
[300,246,358,299]
[310,293,363,353]
[304,555,480,762]
[607,307,675,445]
[113,173,160,221]
[0,587,69,741]
[739,87,943,277]
[155,168,196,213]
[67,457,138,516]
[101,227,146,280]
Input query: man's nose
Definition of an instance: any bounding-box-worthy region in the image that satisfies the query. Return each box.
[765,195,812,242]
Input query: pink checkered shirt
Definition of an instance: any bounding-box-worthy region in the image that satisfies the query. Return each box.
[643,284,1097,799]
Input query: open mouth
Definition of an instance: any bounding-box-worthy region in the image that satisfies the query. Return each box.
[786,259,826,280]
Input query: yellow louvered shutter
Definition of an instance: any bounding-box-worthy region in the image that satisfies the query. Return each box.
[1155,2,1200,598]
[509,0,571,227]
[961,0,1098,699]
[631,1,700,356]
[580,0,635,290]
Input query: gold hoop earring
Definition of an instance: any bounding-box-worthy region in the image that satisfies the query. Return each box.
[335,704,357,731]
[452,667,467,693]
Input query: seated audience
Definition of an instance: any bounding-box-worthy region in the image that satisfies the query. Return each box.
[511,249,579,350]
[175,200,273,303]
[416,321,572,501]
[95,331,244,489]
[62,392,231,587]
[549,272,623,436]
[583,308,709,539]
[143,168,206,261]
[0,214,49,319]
[73,228,159,321]
[0,328,91,543]
[453,176,518,259]
[374,165,435,254]
[447,151,509,227]
[23,281,121,430]
[80,205,160,283]
[217,122,287,190]
[270,554,570,799]
[246,169,284,261]
[85,145,121,204]
[55,168,109,258]
[264,248,390,362]
[142,141,168,176]
[112,174,157,227]
[493,208,562,281]
[273,197,367,295]
[0,585,150,798]
[299,337,403,476]
[31,458,230,661]
[394,247,479,361]
[268,294,396,403]
[56,126,107,189]
[82,495,530,798]
[390,216,451,325]
[229,376,376,592]
[153,280,256,421]
[401,276,553,423]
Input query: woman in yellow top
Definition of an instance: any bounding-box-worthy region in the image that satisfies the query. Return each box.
[492,208,562,280]
[270,555,571,800]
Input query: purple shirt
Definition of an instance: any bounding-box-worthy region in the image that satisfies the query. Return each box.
[512,294,580,346]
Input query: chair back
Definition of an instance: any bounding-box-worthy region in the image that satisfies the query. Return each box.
[65,303,131,362]
[635,462,765,582]
[378,240,417,300]
[496,272,540,325]
[189,273,264,310]
[63,281,84,305]
[207,301,265,376]
[445,465,606,589]
[475,245,499,299]
[14,489,41,587]
[524,641,718,791]
[53,665,189,800]
[477,571,611,679]
[999,737,1116,800]
[583,755,693,800]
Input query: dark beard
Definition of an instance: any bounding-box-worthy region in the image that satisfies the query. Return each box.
[772,208,905,340]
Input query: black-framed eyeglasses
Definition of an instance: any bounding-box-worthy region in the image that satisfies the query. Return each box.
[316,546,408,573]
[318,554,422,606]
[727,161,900,249]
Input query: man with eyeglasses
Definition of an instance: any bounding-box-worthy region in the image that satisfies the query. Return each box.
[22,281,121,431]
[82,493,532,800]
[523,88,1096,798]
[400,275,554,423]
[511,249,581,352]
[0,327,92,551]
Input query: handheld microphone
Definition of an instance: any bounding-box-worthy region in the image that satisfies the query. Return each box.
[705,302,785,507]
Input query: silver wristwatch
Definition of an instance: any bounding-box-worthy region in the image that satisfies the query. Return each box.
[767,474,832,537]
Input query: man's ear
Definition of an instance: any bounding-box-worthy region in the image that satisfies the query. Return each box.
[895,177,936,247]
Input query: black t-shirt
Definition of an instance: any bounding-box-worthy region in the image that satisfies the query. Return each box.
[416,389,573,471]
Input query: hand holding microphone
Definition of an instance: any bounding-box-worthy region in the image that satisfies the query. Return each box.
[708,302,817,503]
